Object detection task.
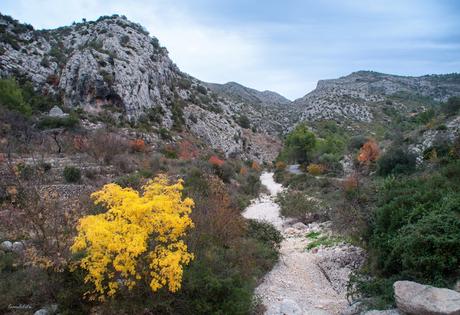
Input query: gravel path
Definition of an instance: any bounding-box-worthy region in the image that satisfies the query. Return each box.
[243,172,349,315]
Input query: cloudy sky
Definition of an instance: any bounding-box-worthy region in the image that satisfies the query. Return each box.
[2,0,460,99]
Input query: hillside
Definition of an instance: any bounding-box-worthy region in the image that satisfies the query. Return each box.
[293,71,460,125]
[1,11,460,315]
[0,13,281,162]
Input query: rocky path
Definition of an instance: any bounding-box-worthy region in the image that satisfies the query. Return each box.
[243,172,359,315]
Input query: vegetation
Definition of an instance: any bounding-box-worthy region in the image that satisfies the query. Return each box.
[72,176,194,300]
[277,190,324,223]
[0,78,32,115]
[279,122,316,163]
[377,146,416,176]
[63,166,81,183]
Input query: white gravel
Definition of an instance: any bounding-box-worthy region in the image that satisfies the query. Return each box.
[243,172,350,315]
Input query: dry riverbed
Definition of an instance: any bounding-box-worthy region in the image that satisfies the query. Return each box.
[243,172,365,315]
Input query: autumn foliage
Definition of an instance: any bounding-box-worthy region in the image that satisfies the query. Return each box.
[307,163,326,175]
[208,155,225,167]
[130,139,146,152]
[71,175,194,300]
[357,139,380,164]
[275,161,287,171]
[251,161,261,171]
[178,140,199,160]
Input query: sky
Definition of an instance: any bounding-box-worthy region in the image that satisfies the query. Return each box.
[2,0,460,100]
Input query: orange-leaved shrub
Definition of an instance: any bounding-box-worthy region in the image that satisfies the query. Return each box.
[357,139,380,164]
[130,139,146,152]
[178,140,199,160]
[208,155,225,167]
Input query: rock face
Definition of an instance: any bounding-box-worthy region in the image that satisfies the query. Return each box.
[394,280,460,315]
[0,14,281,162]
[293,71,460,124]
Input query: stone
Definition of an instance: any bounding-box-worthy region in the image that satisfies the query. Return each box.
[394,280,460,315]
[292,222,307,230]
[48,106,68,117]
[12,241,24,253]
[363,310,401,315]
[0,240,13,251]
[340,301,365,315]
[33,304,58,315]
[278,299,302,315]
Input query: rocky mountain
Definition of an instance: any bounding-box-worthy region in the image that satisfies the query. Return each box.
[1,12,460,157]
[206,81,290,106]
[293,71,460,123]
[0,13,281,162]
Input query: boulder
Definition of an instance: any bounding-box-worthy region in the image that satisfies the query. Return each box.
[0,240,13,251]
[363,310,400,315]
[48,106,68,117]
[12,241,24,253]
[33,304,58,315]
[394,280,460,315]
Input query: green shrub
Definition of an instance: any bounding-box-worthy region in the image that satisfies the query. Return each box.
[441,96,460,116]
[236,115,251,129]
[377,146,416,176]
[370,165,460,287]
[114,172,144,190]
[277,190,323,222]
[37,114,79,129]
[0,78,31,115]
[348,135,368,151]
[63,166,81,183]
[280,123,316,163]
[246,219,283,250]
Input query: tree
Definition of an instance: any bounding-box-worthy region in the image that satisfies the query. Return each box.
[283,123,316,163]
[71,175,194,300]
[0,78,32,115]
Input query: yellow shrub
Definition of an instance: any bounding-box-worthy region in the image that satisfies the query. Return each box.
[307,163,325,175]
[71,175,194,300]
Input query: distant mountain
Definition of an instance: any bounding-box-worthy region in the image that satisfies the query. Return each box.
[293,71,460,123]
[206,81,291,106]
[1,12,460,148]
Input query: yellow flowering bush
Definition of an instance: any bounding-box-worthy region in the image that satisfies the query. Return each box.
[71,175,194,300]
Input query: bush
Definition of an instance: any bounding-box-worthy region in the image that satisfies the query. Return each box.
[129,139,146,152]
[377,146,416,176]
[277,190,323,222]
[441,96,460,116]
[236,115,251,129]
[317,153,343,175]
[280,123,316,163]
[37,114,79,129]
[348,135,368,151]
[0,78,31,115]
[63,166,81,183]
[365,165,460,305]
[246,219,283,250]
[306,163,325,175]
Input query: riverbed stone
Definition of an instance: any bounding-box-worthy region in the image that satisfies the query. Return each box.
[394,280,460,315]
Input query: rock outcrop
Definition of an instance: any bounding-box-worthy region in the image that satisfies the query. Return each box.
[293,71,460,124]
[394,280,460,315]
[0,13,281,162]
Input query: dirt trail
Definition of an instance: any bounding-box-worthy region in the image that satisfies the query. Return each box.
[243,172,349,315]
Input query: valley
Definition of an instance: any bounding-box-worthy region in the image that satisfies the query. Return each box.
[0,11,460,315]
